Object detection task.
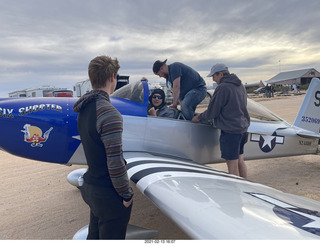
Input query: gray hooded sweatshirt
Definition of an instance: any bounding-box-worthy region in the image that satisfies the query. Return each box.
[198,74,250,134]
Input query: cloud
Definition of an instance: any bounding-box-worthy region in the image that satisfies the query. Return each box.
[0,0,319,97]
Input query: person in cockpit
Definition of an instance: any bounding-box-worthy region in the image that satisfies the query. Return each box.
[148,89,176,118]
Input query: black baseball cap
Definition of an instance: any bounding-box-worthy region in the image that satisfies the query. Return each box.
[153,59,167,74]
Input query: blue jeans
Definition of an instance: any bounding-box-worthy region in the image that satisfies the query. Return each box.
[180,86,207,120]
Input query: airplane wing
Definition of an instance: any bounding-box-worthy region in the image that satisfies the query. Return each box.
[125,152,320,240]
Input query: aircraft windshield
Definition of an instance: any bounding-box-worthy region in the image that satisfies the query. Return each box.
[247,99,282,122]
[112,82,144,104]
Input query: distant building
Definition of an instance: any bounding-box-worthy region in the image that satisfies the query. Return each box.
[266,68,320,86]
[44,90,73,97]
[73,75,130,97]
[9,86,72,98]
[244,80,266,89]
[73,79,91,97]
[9,90,27,97]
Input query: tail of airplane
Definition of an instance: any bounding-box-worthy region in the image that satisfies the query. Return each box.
[293,77,320,137]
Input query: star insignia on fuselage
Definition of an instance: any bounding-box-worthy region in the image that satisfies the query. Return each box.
[250,131,284,153]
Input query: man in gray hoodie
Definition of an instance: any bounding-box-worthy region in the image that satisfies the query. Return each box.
[192,64,250,178]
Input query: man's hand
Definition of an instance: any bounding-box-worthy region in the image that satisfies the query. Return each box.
[123,198,133,208]
[148,107,158,116]
[192,114,200,122]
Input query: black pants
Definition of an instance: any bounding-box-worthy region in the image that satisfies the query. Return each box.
[80,181,132,239]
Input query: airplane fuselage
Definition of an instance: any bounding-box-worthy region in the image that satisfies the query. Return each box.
[0,80,319,166]
[69,113,319,165]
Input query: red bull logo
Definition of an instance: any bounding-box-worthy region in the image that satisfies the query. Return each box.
[21,124,53,147]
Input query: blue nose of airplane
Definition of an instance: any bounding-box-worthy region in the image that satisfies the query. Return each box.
[0,97,80,164]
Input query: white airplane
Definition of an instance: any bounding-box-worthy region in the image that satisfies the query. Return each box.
[0,78,319,239]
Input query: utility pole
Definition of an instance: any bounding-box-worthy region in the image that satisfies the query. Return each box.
[278,59,281,73]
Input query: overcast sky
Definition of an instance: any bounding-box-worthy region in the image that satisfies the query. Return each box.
[0,0,319,97]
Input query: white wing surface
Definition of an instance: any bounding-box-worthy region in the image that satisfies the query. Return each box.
[125,152,320,240]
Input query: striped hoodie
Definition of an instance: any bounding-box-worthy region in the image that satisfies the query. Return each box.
[73,90,133,201]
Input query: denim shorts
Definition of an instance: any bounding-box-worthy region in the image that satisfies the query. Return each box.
[220,131,248,160]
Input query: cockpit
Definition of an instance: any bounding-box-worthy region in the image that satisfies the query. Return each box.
[247,99,282,122]
[111,81,282,122]
[112,81,146,104]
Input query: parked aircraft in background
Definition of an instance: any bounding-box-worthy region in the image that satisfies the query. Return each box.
[0,78,319,239]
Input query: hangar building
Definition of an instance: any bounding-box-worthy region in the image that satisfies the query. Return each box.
[266,68,320,86]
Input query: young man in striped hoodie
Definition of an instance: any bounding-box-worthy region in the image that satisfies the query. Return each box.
[73,55,133,239]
